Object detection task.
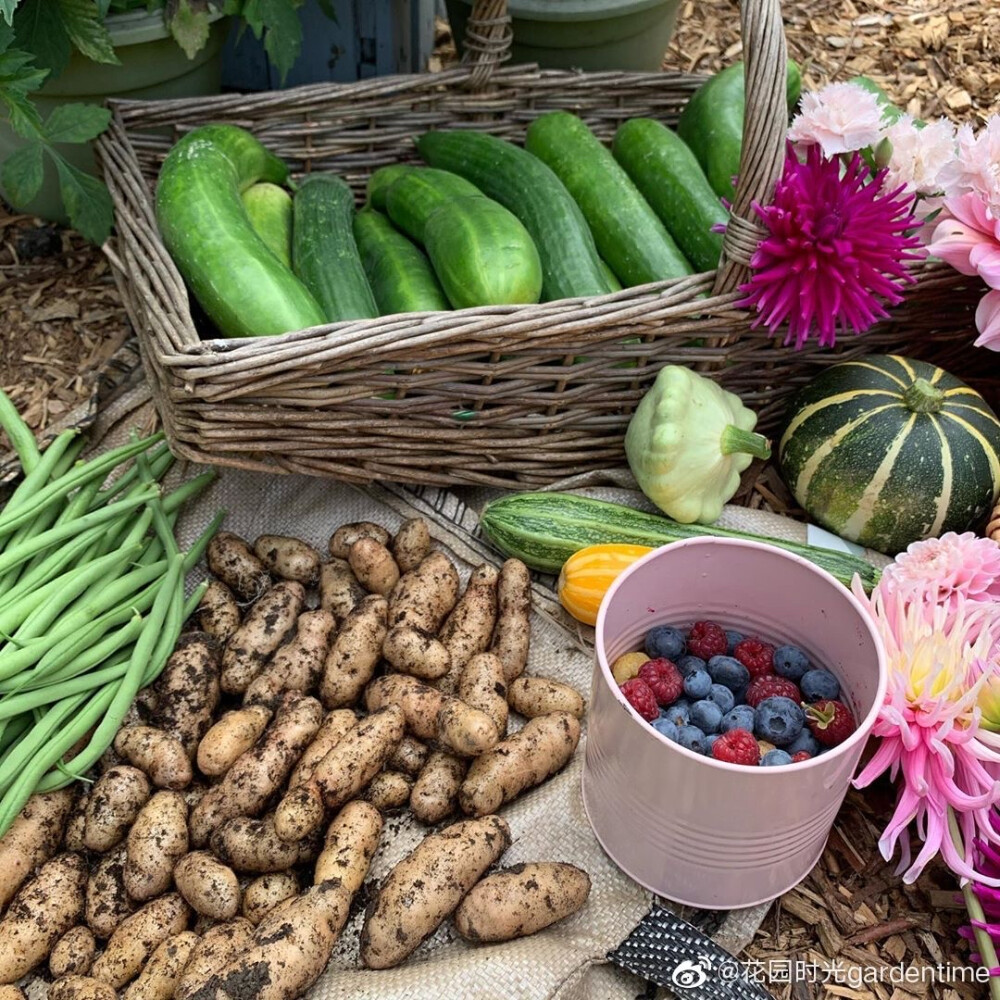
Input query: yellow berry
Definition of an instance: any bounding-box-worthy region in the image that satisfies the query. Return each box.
[612,651,650,684]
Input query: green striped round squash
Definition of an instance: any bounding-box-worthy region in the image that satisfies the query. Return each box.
[779,355,1000,556]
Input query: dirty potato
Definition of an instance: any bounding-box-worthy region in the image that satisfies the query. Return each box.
[124,791,189,902]
[387,551,459,633]
[437,564,499,694]
[390,518,431,573]
[122,930,199,1000]
[328,521,391,560]
[0,988,25,1000]
[174,919,254,1000]
[152,634,221,760]
[0,853,87,983]
[196,704,272,778]
[0,788,73,909]
[211,815,317,874]
[364,770,413,813]
[387,735,429,777]
[173,852,240,921]
[409,751,467,826]
[458,652,508,736]
[241,873,299,926]
[285,709,358,791]
[206,533,270,602]
[62,791,88,853]
[196,582,241,643]
[382,625,451,681]
[49,925,96,978]
[507,676,585,720]
[220,580,305,695]
[252,534,322,585]
[318,594,388,708]
[83,766,151,853]
[359,815,511,969]
[318,558,366,622]
[348,537,400,597]
[490,558,532,682]
[89,893,191,990]
[113,727,192,791]
[48,977,116,1000]
[459,712,581,817]
[452,862,591,942]
[313,801,382,892]
[85,845,134,939]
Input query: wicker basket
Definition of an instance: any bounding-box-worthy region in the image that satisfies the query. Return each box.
[96,0,989,488]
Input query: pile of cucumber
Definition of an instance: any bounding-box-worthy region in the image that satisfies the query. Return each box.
[154,60,801,339]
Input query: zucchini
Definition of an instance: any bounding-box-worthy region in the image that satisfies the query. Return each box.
[241,182,293,268]
[292,173,378,322]
[384,167,542,309]
[416,130,613,302]
[353,208,449,315]
[155,124,325,338]
[524,111,692,287]
[612,119,727,274]
[478,492,881,592]
[677,60,802,202]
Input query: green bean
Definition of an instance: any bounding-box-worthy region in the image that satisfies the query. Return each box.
[1,428,80,516]
[0,388,41,474]
[0,713,31,754]
[161,470,217,516]
[89,441,173,510]
[137,443,180,560]
[0,434,162,538]
[0,651,132,720]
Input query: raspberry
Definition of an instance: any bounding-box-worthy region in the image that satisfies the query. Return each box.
[733,637,775,680]
[620,678,659,721]
[686,621,727,660]
[806,699,857,747]
[746,675,801,708]
[711,729,760,766]
[637,658,684,706]
[790,751,812,763]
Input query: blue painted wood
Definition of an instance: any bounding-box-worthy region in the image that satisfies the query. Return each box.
[221,0,437,91]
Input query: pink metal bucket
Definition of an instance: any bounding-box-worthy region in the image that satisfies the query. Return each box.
[581,537,888,910]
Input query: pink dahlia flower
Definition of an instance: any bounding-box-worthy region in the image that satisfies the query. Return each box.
[737,144,923,349]
[788,82,885,157]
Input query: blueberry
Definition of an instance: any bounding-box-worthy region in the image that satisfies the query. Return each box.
[774,644,811,681]
[675,725,708,755]
[754,696,805,747]
[725,630,745,655]
[761,749,793,767]
[707,655,750,697]
[785,729,820,757]
[660,699,691,727]
[689,699,723,734]
[645,625,686,661]
[675,654,706,678]
[704,733,721,753]
[721,705,755,734]
[683,668,712,701]
[800,668,841,702]
[708,684,735,714]
[652,717,679,742]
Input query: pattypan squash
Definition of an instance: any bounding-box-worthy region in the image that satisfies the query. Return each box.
[624,366,770,524]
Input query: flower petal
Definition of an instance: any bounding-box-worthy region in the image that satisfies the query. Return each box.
[974,289,1000,350]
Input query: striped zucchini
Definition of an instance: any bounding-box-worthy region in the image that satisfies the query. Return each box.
[479,492,881,591]
[779,355,1000,555]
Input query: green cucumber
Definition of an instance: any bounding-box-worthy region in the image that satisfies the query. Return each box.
[677,60,802,202]
[384,167,542,308]
[612,119,727,274]
[417,130,613,302]
[155,125,325,338]
[479,492,881,592]
[353,208,449,315]
[367,165,413,209]
[241,182,293,268]
[599,259,622,292]
[524,111,692,287]
[292,173,378,322]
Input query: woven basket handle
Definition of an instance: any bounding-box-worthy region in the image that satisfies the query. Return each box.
[462,0,513,90]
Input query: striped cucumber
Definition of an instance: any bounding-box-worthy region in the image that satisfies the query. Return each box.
[612,119,727,274]
[416,129,613,301]
[292,173,378,322]
[479,492,881,591]
[367,165,412,209]
[155,124,325,338]
[524,111,692,286]
[384,167,542,308]
[241,182,293,267]
[353,208,449,315]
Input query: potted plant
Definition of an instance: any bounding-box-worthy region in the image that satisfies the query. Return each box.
[0,0,316,243]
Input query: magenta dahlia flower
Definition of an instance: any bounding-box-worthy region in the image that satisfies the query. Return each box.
[737,144,924,349]
[960,807,1000,992]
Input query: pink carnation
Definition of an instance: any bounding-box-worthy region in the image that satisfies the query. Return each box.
[788,82,884,157]
[882,115,956,197]
[939,117,1000,213]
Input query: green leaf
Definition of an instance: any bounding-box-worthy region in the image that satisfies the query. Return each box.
[53,154,113,245]
[42,102,110,143]
[1,88,42,137]
[0,2,18,28]
[242,0,301,83]
[13,0,72,76]
[166,0,211,59]
[1,139,43,205]
[314,0,335,20]
[58,0,120,65]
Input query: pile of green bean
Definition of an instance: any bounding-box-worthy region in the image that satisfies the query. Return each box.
[0,391,223,836]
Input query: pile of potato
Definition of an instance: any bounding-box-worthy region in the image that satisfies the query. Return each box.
[0,518,591,1000]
